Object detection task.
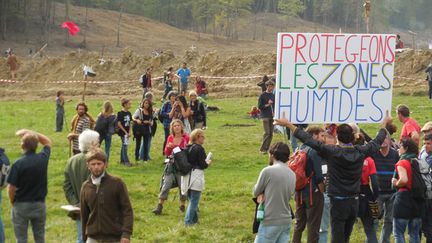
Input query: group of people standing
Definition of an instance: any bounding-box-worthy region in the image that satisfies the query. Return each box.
[1,66,211,242]
[253,103,432,243]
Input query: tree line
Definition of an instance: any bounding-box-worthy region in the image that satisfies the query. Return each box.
[0,0,430,43]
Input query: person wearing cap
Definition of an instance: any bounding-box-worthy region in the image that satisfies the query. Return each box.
[258,80,275,154]
[396,104,421,145]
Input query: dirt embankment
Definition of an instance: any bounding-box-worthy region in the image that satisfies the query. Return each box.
[0,48,276,100]
[1,48,431,100]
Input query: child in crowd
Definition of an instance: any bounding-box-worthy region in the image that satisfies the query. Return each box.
[248,106,260,119]
[117,98,132,166]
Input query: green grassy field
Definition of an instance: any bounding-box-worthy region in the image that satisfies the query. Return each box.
[0,95,431,242]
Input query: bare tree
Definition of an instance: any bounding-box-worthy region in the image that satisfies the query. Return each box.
[116,0,124,48]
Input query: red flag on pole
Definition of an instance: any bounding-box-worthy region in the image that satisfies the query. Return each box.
[62,21,80,36]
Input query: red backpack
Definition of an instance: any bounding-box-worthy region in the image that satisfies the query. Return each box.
[288,149,314,205]
[288,150,310,190]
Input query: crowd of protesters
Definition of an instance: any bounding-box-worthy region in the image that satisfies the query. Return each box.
[3,62,432,243]
[0,63,212,242]
[248,102,432,243]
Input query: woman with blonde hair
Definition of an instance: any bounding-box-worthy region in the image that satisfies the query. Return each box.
[182,129,212,226]
[152,119,189,215]
[94,101,116,162]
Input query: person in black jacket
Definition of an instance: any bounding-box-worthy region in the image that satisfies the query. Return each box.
[189,91,206,130]
[258,80,275,154]
[182,129,212,226]
[274,115,390,243]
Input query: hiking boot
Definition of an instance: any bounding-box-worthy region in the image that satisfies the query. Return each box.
[152,204,163,215]
[179,205,185,213]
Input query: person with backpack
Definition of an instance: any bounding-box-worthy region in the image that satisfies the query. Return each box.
[0,147,10,243]
[419,134,432,242]
[162,67,175,101]
[94,101,116,163]
[160,91,178,155]
[189,91,207,130]
[140,67,152,99]
[291,126,325,243]
[182,129,212,226]
[392,138,424,243]
[274,115,389,243]
[152,119,189,215]
[132,98,153,162]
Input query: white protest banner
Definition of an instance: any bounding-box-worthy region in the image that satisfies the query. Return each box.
[274,33,396,123]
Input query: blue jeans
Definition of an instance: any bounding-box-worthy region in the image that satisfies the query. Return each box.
[319,193,330,243]
[139,135,152,160]
[76,219,83,243]
[378,193,394,243]
[393,217,421,243]
[135,134,151,161]
[120,136,130,163]
[185,190,202,226]
[99,135,112,163]
[163,127,170,155]
[12,202,46,243]
[56,111,64,132]
[360,213,378,243]
[254,223,292,243]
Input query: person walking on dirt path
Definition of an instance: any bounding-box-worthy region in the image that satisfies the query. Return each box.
[56,91,65,132]
[68,102,95,155]
[258,80,275,154]
[6,49,18,80]
[177,62,191,96]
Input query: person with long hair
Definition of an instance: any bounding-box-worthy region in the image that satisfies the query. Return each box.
[132,98,153,162]
[94,101,116,162]
[174,96,192,134]
[182,129,212,226]
[392,138,423,243]
[152,119,189,215]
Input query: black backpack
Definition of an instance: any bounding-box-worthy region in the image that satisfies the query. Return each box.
[410,158,427,201]
[0,148,11,189]
[172,144,195,176]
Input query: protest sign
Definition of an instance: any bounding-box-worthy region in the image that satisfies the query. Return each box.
[274,33,396,123]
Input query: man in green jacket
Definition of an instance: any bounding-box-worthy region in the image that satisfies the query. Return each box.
[63,129,99,243]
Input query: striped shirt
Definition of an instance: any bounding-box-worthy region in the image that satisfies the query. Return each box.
[73,116,91,151]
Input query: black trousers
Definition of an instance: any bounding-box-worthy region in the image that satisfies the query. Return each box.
[330,197,359,243]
